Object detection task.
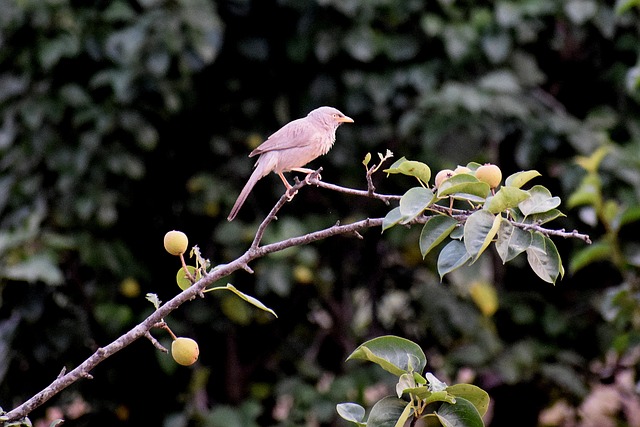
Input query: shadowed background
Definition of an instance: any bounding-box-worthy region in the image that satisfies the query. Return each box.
[1,1,640,426]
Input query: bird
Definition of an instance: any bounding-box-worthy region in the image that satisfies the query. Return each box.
[227,106,353,221]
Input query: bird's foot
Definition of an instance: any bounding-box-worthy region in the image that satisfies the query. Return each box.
[286,187,298,201]
[304,172,321,184]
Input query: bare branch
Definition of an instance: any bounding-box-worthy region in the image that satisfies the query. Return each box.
[513,222,592,244]
[308,177,400,203]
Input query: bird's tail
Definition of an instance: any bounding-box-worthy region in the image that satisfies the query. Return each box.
[227,163,268,221]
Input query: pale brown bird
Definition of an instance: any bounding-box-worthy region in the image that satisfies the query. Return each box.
[227,106,353,221]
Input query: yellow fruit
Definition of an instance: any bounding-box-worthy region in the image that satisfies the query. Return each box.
[435,169,454,188]
[475,164,502,188]
[171,337,199,366]
[454,165,471,175]
[164,230,188,256]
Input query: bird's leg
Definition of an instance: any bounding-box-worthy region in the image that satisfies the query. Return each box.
[278,172,297,201]
[291,167,321,183]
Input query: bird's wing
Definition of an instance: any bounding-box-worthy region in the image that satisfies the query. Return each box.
[249,118,316,157]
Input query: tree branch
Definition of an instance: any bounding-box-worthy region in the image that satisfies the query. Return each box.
[0,176,384,423]
[0,170,590,424]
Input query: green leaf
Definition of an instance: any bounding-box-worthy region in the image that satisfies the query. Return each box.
[463,210,500,261]
[209,284,278,317]
[384,159,431,185]
[399,187,435,221]
[569,240,612,273]
[399,161,431,185]
[575,145,611,173]
[616,0,640,14]
[346,335,427,376]
[495,220,532,263]
[484,187,530,213]
[384,156,408,172]
[382,207,406,231]
[526,233,562,284]
[519,185,561,216]
[363,152,372,167]
[437,240,471,280]
[567,174,601,209]
[620,205,640,227]
[435,397,485,427]
[445,384,491,416]
[367,397,410,427]
[176,265,200,291]
[504,170,541,188]
[402,388,455,404]
[394,400,414,427]
[426,372,448,392]
[419,215,458,258]
[336,403,366,425]
[521,208,566,225]
[437,174,490,199]
[397,373,417,397]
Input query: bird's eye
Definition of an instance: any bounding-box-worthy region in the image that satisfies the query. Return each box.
[333,113,339,118]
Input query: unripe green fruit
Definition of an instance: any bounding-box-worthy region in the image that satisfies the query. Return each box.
[475,164,502,188]
[171,337,199,366]
[164,230,188,256]
[435,169,454,188]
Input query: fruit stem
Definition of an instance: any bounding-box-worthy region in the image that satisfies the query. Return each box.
[161,323,178,341]
[179,253,196,283]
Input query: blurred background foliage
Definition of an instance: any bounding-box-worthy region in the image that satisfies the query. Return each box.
[2,0,640,426]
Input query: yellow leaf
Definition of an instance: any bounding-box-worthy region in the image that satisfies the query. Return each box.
[469,281,498,316]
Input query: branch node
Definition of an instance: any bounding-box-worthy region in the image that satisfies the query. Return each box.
[57,367,67,379]
[145,331,168,353]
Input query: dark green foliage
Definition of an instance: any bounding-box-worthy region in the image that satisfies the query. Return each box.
[1,0,640,426]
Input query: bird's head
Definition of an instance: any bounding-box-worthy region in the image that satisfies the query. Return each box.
[308,106,354,128]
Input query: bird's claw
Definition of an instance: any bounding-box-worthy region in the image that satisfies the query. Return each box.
[286,188,298,201]
[304,172,321,184]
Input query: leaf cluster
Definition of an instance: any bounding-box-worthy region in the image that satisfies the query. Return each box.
[382,158,567,284]
[337,336,490,427]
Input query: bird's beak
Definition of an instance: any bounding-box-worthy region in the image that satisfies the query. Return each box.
[337,115,354,123]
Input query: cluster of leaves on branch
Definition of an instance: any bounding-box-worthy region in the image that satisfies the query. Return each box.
[337,336,490,427]
[380,157,588,284]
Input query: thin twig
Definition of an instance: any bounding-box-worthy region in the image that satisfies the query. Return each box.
[513,221,592,244]
[309,177,401,203]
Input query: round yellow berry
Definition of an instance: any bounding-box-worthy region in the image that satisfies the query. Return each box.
[435,169,454,188]
[164,230,188,256]
[171,337,199,366]
[475,164,502,188]
[454,165,472,175]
